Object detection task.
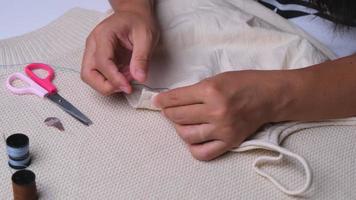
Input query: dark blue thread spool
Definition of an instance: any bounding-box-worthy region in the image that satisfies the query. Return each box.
[6,133,31,169]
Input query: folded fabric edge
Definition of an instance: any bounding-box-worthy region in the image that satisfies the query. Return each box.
[125,88,161,111]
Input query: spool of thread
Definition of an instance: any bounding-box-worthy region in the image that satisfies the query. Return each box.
[6,133,31,169]
[12,170,38,200]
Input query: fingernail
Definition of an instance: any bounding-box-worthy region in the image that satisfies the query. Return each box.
[114,89,122,93]
[120,86,130,94]
[135,68,146,81]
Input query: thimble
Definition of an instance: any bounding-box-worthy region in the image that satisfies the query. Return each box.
[12,170,38,200]
[6,133,31,169]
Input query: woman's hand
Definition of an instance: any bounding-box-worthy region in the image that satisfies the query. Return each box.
[154,71,292,161]
[81,5,159,95]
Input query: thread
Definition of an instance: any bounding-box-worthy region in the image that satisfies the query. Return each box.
[6,133,31,169]
[0,62,169,91]
[12,169,38,200]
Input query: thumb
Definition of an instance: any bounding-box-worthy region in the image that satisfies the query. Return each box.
[130,29,154,83]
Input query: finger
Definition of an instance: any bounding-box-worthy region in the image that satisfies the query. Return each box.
[153,84,203,109]
[95,36,132,93]
[121,65,134,82]
[83,34,97,61]
[163,104,208,125]
[81,34,97,79]
[174,124,215,144]
[188,140,229,161]
[130,28,154,82]
[83,69,117,96]
[81,36,117,95]
[96,59,131,94]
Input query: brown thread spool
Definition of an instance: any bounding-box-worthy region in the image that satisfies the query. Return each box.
[12,170,38,200]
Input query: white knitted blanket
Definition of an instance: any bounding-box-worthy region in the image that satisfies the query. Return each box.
[0,1,355,199]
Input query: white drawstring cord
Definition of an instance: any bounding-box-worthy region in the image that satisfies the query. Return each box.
[233,140,312,196]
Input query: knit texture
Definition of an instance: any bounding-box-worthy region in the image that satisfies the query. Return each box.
[0,4,355,200]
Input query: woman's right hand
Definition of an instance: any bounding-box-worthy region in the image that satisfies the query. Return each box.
[81,4,159,95]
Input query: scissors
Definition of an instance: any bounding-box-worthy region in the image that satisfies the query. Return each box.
[6,63,93,126]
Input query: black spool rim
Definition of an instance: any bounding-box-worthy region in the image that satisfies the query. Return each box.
[12,169,36,185]
[6,133,29,148]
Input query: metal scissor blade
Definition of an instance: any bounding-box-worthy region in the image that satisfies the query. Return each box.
[47,93,93,126]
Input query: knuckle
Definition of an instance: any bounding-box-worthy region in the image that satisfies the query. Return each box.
[163,109,172,119]
[80,71,87,83]
[109,77,122,88]
[99,87,114,96]
[196,127,207,142]
[132,54,150,66]
[80,69,94,86]
[177,129,192,144]
[85,35,93,48]
[201,80,220,97]
[140,26,155,41]
[190,148,213,161]
[177,130,189,143]
[93,23,107,35]
[98,83,115,97]
[166,109,182,123]
[216,106,229,118]
[210,105,229,119]
[162,93,180,106]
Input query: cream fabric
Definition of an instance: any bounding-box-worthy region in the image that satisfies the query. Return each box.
[0,2,355,200]
[125,0,353,195]
[128,0,336,109]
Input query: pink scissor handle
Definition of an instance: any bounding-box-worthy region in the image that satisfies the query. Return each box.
[25,63,57,94]
[6,72,48,97]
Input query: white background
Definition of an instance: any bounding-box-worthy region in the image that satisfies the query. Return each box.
[0,0,110,39]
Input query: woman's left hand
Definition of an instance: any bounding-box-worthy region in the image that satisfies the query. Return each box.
[154,70,292,161]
